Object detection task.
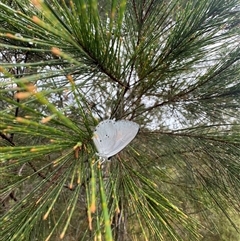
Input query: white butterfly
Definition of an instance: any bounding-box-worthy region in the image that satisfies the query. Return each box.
[92,119,139,159]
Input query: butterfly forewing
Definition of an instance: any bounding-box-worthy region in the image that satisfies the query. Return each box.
[112,120,139,152]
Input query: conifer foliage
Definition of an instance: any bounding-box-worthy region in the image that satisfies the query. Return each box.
[0,0,240,240]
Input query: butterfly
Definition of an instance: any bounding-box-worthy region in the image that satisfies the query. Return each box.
[92,119,139,159]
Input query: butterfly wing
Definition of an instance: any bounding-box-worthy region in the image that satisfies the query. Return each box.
[92,120,118,158]
[106,120,139,157]
[92,120,139,159]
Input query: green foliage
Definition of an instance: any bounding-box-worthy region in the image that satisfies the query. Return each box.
[0,0,240,240]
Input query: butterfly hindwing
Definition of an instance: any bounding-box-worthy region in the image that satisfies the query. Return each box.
[92,120,118,157]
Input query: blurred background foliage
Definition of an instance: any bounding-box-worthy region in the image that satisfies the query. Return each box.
[0,0,240,240]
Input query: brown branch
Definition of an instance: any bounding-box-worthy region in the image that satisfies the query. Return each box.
[0,132,15,146]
